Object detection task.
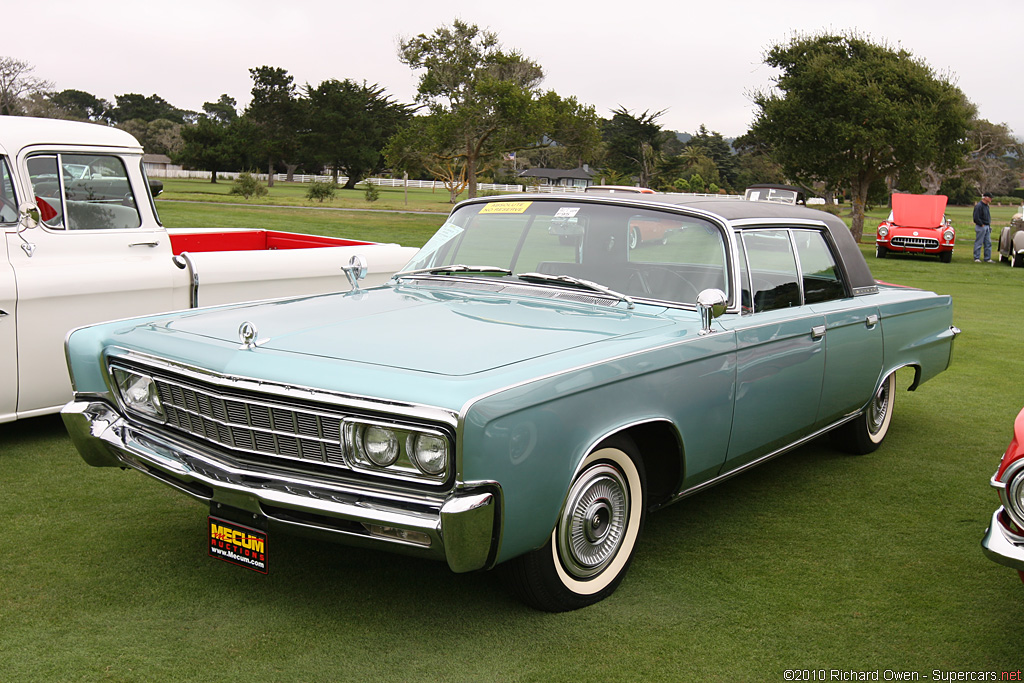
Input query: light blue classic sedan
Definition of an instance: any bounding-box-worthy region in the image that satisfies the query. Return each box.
[62,194,959,611]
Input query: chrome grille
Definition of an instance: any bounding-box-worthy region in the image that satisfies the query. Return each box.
[153,377,347,468]
[891,236,939,249]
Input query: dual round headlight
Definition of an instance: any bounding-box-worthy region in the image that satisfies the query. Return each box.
[943,229,955,242]
[409,433,448,475]
[346,421,450,480]
[362,425,400,467]
[111,366,165,421]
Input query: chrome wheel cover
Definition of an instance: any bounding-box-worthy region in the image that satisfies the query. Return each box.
[867,378,892,436]
[557,463,629,579]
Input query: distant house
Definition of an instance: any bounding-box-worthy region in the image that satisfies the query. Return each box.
[518,166,593,189]
[142,154,180,173]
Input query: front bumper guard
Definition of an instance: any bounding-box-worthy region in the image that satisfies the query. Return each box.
[62,399,498,573]
[981,508,1024,571]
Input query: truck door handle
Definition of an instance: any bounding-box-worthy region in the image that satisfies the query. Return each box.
[866,314,879,328]
[129,241,160,248]
[811,325,826,340]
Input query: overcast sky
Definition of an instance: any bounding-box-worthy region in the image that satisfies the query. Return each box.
[11,0,1020,139]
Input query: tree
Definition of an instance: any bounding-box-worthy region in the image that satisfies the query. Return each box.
[396,19,600,198]
[385,114,470,202]
[749,32,974,242]
[48,89,111,122]
[110,93,192,124]
[0,57,52,116]
[117,119,183,156]
[304,79,410,189]
[602,107,669,188]
[681,125,738,191]
[961,119,1020,196]
[203,94,238,126]
[731,129,789,196]
[244,66,302,187]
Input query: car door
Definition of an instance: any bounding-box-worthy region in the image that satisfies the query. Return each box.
[718,228,826,470]
[10,151,175,417]
[796,228,883,427]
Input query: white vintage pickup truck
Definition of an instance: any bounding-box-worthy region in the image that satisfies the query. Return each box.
[0,116,416,423]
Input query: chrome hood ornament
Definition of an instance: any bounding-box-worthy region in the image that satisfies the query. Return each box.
[238,321,268,349]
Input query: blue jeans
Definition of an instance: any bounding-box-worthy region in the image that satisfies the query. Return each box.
[975,224,992,260]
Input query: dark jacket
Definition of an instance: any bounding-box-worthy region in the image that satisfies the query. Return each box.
[974,200,991,227]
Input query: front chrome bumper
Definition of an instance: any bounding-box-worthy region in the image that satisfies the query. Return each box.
[62,399,499,573]
[981,508,1024,571]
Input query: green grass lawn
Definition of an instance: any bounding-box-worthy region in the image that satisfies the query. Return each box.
[2,198,1022,681]
[157,177,481,214]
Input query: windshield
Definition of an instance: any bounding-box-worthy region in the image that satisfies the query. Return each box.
[401,199,729,307]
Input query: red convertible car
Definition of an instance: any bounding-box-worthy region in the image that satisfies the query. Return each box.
[982,406,1024,584]
[875,194,955,262]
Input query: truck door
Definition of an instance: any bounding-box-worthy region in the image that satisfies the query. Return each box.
[1,155,20,421]
[9,151,175,417]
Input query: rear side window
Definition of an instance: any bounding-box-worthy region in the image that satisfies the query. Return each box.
[740,228,848,313]
[793,229,846,303]
[27,153,141,230]
[0,157,17,224]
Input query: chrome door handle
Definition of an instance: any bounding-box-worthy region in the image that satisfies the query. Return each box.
[811,325,826,340]
[129,241,160,248]
[866,314,879,327]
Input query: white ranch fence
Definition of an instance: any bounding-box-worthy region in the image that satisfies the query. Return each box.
[147,169,742,199]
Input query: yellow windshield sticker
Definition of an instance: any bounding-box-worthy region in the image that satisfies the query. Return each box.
[479,201,533,214]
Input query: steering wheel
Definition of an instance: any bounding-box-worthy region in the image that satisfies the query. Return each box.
[628,266,700,303]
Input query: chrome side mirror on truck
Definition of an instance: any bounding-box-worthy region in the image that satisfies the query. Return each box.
[17,202,40,257]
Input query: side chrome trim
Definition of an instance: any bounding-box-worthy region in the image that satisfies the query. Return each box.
[659,412,861,508]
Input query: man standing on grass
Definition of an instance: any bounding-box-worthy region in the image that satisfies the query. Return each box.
[973,192,993,262]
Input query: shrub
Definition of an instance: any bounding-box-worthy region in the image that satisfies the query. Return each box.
[306,180,337,203]
[361,181,380,203]
[228,172,268,199]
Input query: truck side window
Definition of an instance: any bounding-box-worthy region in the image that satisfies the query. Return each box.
[0,157,17,224]
[27,153,142,230]
[26,155,65,229]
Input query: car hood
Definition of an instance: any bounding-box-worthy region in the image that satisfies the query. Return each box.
[892,194,947,228]
[155,284,675,377]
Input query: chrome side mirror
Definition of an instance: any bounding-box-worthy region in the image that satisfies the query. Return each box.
[16,202,40,256]
[342,254,368,291]
[696,288,727,335]
[18,202,39,230]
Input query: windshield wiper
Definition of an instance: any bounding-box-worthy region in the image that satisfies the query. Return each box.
[394,264,513,279]
[516,272,635,309]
